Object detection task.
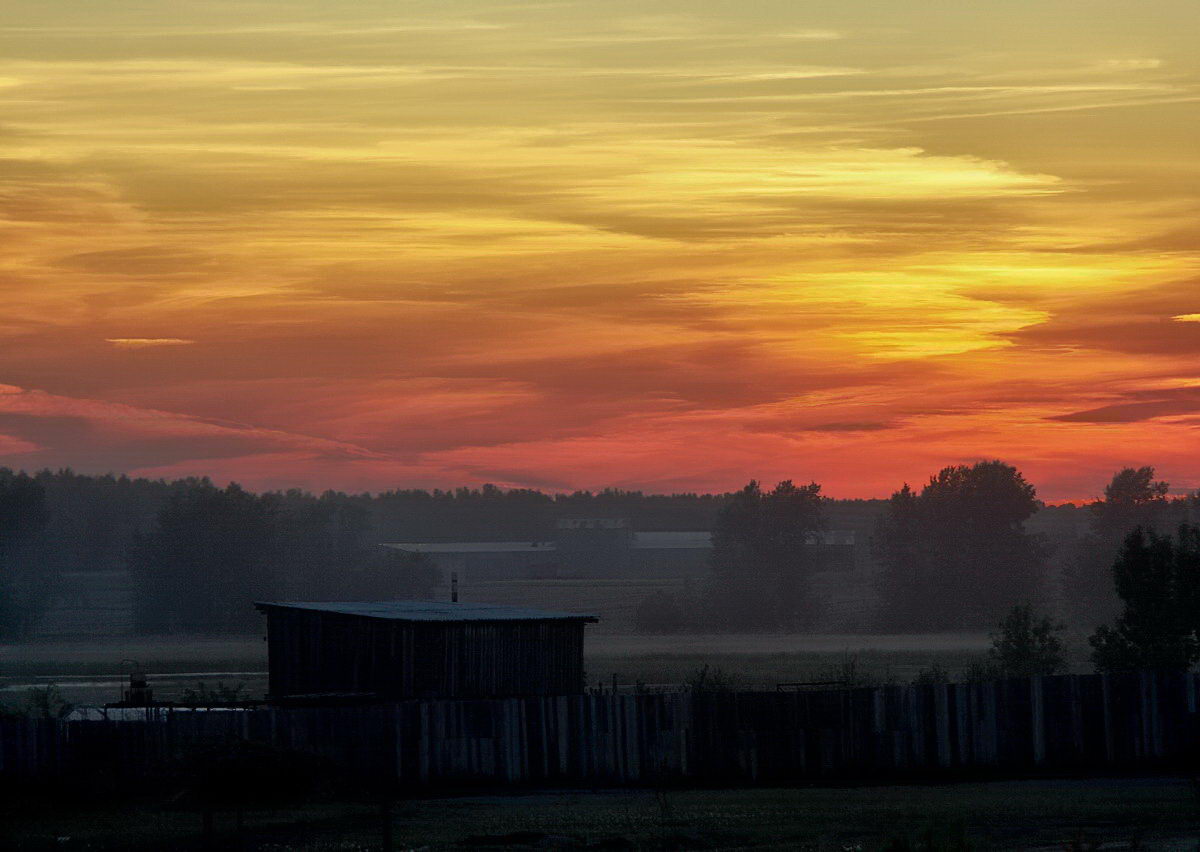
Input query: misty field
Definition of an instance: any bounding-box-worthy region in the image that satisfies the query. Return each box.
[1,629,1098,706]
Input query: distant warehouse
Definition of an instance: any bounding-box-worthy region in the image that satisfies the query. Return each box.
[254,601,598,701]
[384,518,857,581]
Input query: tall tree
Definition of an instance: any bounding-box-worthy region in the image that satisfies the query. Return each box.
[1090,526,1200,672]
[874,461,1046,630]
[129,483,277,633]
[0,471,52,639]
[705,480,824,630]
[987,604,1066,677]
[1068,466,1172,627]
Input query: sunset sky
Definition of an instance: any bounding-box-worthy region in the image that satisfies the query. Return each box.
[0,1,1197,499]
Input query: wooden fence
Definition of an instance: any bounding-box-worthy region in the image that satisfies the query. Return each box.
[4,672,1199,785]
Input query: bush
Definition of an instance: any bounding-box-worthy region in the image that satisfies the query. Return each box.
[21,684,73,719]
[179,681,247,708]
[988,604,1065,677]
[913,664,952,685]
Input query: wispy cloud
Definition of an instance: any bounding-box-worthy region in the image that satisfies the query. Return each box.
[0,0,1195,498]
[105,338,196,348]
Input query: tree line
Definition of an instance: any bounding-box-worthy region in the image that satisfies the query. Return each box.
[635,461,1200,636]
[1,463,1198,639]
[0,471,727,638]
[0,474,437,637]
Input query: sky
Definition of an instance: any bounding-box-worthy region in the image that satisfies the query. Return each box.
[0,0,1197,500]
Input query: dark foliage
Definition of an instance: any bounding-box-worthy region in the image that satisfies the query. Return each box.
[129,483,277,633]
[130,485,441,634]
[0,471,52,639]
[873,461,1047,630]
[1066,467,1175,627]
[704,480,825,631]
[1090,525,1200,672]
[987,604,1065,677]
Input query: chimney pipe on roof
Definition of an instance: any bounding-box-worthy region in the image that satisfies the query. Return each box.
[451,571,459,603]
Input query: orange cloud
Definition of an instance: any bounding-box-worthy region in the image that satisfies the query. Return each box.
[0,1,1196,499]
[105,338,196,348]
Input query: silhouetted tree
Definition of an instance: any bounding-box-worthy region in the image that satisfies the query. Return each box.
[987,604,1065,677]
[1067,466,1173,627]
[874,461,1046,630]
[129,482,278,633]
[704,479,824,630]
[1090,526,1200,672]
[34,468,169,574]
[5,465,1153,638]
[0,471,52,639]
[127,481,443,633]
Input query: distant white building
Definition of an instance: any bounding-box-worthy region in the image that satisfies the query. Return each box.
[384,519,858,581]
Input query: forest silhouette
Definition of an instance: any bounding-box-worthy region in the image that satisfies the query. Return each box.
[0,464,1196,641]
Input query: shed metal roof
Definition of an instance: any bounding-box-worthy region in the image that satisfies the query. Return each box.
[254,600,599,623]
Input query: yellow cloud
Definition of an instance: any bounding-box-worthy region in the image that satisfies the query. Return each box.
[105,338,196,348]
[0,0,1196,496]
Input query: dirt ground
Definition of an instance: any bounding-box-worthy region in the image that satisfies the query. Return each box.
[2,777,1198,850]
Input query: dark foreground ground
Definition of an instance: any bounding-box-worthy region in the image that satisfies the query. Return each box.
[2,777,1199,851]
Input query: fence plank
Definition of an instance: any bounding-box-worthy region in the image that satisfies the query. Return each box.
[5,673,1200,786]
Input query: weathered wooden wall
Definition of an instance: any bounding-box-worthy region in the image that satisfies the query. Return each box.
[4,672,1199,785]
[263,608,587,699]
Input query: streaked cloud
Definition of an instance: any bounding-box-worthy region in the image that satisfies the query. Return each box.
[0,0,1196,498]
[1098,59,1164,71]
[105,338,196,348]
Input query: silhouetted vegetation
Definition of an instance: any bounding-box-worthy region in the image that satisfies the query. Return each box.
[3,461,1200,639]
[986,604,1066,677]
[0,471,52,639]
[1090,525,1200,672]
[873,461,1048,630]
[179,681,248,708]
[684,663,740,693]
[1066,467,1197,627]
[130,483,440,633]
[129,483,278,633]
[704,479,825,630]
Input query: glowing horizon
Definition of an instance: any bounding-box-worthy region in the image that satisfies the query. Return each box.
[0,1,1197,500]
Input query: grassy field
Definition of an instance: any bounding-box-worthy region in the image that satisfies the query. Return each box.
[465,578,692,633]
[0,631,1009,677]
[1,630,1096,707]
[2,778,1198,850]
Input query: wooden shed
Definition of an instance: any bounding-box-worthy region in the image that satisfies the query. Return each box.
[254,601,598,701]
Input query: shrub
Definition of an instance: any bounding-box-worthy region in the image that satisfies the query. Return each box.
[988,604,1065,677]
[684,664,740,694]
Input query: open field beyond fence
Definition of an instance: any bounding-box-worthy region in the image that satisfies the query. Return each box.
[0,631,1021,706]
